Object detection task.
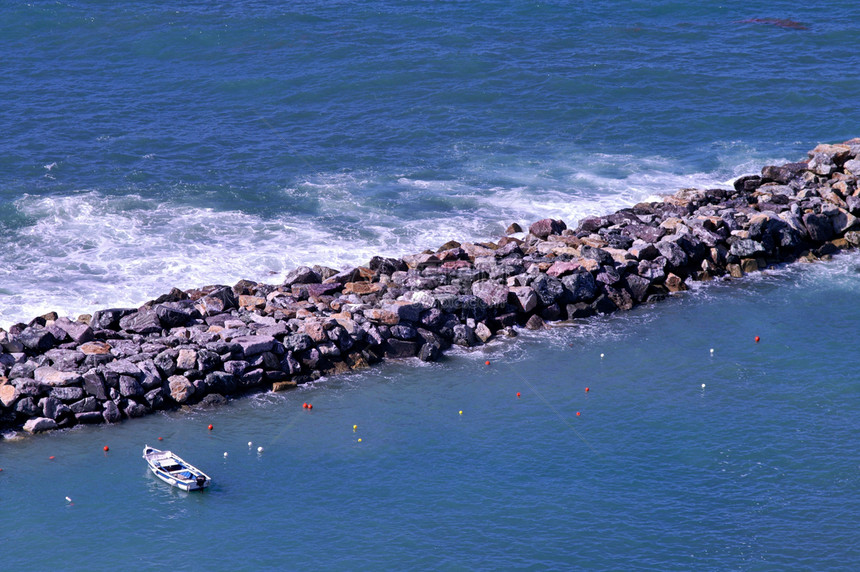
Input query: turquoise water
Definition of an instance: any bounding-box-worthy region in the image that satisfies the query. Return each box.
[3,260,859,569]
[2,1,860,569]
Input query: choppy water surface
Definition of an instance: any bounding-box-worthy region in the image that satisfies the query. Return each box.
[2,1,860,569]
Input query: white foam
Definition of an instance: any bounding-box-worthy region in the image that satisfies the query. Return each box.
[0,149,773,328]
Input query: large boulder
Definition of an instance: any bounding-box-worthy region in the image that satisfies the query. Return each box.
[168,375,195,404]
[23,417,58,433]
[803,213,834,242]
[119,309,162,335]
[529,218,567,239]
[91,308,136,331]
[471,280,509,308]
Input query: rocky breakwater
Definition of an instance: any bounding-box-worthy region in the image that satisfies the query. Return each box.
[3,139,860,436]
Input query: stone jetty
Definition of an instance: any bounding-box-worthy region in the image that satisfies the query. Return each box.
[3,139,860,435]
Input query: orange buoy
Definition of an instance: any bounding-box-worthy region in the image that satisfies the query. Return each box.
[516,392,521,398]
[485,360,490,366]
[103,446,109,452]
[755,336,760,343]
[302,403,308,409]
[208,424,213,431]
[576,411,581,416]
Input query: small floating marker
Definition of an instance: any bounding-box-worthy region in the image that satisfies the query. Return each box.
[459,410,463,415]
[49,456,55,460]
[65,496,72,503]
[158,436,163,441]
[308,404,313,410]
[710,348,714,354]
[302,403,308,409]
[485,360,490,366]
[353,424,357,432]
[576,411,581,416]
[516,392,521,398]
[208,424,213,431]
[755,336,760,343]
[357,438,362,443]
[600,353,604,359]
[257,446,264,453]
[585,387,589,392]
[701,383,706,388]
[224,452,228,458]
[103,446,109,452]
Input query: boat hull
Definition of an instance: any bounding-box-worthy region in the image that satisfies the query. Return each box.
[143,446,211,491]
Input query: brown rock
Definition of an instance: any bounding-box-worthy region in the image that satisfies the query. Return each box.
[272,381,298,392]
[0,384,18,407]
[664,273,687,292]
[343,282,383,295]
[80,341,111,355]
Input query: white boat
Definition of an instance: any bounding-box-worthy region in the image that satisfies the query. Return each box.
[143,445,211,491]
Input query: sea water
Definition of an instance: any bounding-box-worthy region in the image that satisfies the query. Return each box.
[1,1,859,569]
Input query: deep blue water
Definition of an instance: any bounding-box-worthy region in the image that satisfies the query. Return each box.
[2,1,859,569]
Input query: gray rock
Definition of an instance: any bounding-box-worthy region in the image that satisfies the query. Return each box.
[40,396,71,420]
[119,309,163,335]
[102,400,122,423]
[15,396,39,417]
[509,286,538,313]
[529,218,567,239]
[124,402,149,418]
[18,327,57,353]
[233,335,275,357]
[655,240,688,271]
[730,239,766,258]
[82,371,107,400]
[803,213,834,242]
[70,397,100,414]
[55,318,94,345]
[561,271,598,303]
[119,376,144,398]
[168,375,195,404]
[50,386,84,402]
[75,411,104,424]
[417,342,441,362]
[155,301,200,328]
[283,266,322,286]
[531,274,564,306]
[471,280,509,308]
[23,417,58,433]
[91,308,136,331]
[452,324,476,347]
[843,159,860,176]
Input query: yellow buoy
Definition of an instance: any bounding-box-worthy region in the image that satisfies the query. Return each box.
[459,410,463,415]
[353,424,357,432]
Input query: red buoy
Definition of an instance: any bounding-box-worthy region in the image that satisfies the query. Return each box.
[158,437,163,441]
[755,336,760,343]
[308,404,313,410]
[485,360,490,366]
[576,411,581,416]
[49,456,55,460]
[585,387,589,392]
[516,392,521,398]
[103,446,109,452]
[208,424,213,431]
[303,403,308,409]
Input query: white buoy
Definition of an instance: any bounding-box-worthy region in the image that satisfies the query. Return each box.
[65,496,72,503]
[701,383,706,388]
[710,348,714,354]
[223,452,228,458]
[257,446,264,453]
[600,353,604,359]
[248,441,253,448]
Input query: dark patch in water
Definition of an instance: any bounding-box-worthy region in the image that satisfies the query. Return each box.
[738,18,809,30]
